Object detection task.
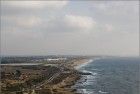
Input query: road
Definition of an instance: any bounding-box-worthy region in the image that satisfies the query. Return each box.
[31,63,65,90]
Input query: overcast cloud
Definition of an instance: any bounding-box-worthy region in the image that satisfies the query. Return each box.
[1,1,139,56]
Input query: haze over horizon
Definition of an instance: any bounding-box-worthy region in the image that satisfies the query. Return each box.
[1,1,139,56]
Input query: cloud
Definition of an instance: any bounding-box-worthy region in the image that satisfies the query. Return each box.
[1,1,139,56]
[105,24,113,32]
[1,14,96,35]
[17,16,42,28]
[42,14,96,33]
[64,15,96,31]
[1,15,42,29]
[2,1,68,9]
[92,1,139,14]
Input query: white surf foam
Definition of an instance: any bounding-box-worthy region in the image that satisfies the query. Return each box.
[74,58,101,94]
[98,90,108,94]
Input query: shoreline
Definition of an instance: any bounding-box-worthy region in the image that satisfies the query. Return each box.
[41,59,93,94]
[2,57,139,94]
[1,58,96,94]
[74,59,93,70]
[61,58,96,94]
[70,58,100,94]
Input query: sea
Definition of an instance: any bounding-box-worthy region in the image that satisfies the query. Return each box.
[72,57,140,94]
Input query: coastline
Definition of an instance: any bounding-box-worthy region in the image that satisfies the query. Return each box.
[1,58,96,94]
[2,57,139,94]
[70,58,100,94]
[74,58,100,70]
[43,59,94,94]
[74,59,93,70]
[65,59,96,94]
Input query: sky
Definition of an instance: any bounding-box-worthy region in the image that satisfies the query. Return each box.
[1,1,139,56]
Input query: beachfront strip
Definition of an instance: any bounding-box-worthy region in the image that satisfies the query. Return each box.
[0,56,93,94]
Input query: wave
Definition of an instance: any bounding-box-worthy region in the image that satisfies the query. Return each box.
[77,89,94,94]
[98,90,108,94]
[73,58,101,94]
[73,57,140,94]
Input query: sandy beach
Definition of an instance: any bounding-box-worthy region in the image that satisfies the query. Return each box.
[71,59,92,68]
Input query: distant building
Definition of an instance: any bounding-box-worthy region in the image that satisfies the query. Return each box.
[47,58,67,61]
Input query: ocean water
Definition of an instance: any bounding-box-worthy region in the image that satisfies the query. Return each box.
[72,57,140,94]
